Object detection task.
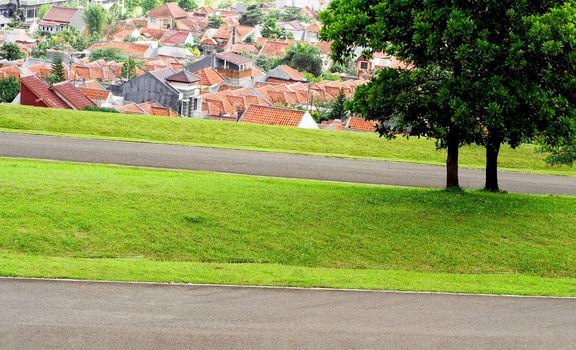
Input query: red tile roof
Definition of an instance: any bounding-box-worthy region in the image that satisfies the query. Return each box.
[79,87,111,101]
[148,2,188,19]
[160,31,191,45]
[89,41,151,58]
[43,7,80,24]
[195,67,224,86]
[51,82,96,110]
[216,52,253,66]
[240,104,307,127]
[20,75,70,109]
[346,117,377,132]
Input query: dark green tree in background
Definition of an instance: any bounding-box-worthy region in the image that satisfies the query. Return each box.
[283,43,323,77]
[83,4,107,37]
[207,15,224,29]
[326,88,347,120]
[0,77,20,103]
[239,4,262,26]
[178,0,198,11]
[46,55,66,84]
[321,0,576,191]
[0,42,24,61]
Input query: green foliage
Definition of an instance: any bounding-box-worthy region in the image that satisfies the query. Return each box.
[37,4,51,19]
[283,43,322,77]
[0,77,20,103]
[178,0,198,11]
[239,4,262,26]
[261,18,288,39]
[45,55,65,84]
[330,55,356,76]
[89,48,126,62]
[188,47,201,56]
[32,28,93,58]
[278,6,310,22]
[121,57,144,79]
[83,106,120,113]
[320,0,576,191]
[0,42,24,61]
[255,55,282,72]
[207,15,224,29]
[141,0,162,12]
[83,4,107,37]
[541,138,576,166]
[326,88,347,120]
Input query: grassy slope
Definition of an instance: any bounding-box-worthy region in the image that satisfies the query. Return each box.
[1,158,575,295]
[0,104,574,176]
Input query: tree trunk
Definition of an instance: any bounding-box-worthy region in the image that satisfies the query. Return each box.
[446,129,460,189]
[485,140,501,192]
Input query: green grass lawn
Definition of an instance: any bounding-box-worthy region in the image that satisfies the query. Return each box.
[1,158,575,295]
[0,104,573,176]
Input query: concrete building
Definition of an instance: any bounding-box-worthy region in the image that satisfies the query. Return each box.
[38,6,84,33]
[187,52,254,87]
[110,67,203,118]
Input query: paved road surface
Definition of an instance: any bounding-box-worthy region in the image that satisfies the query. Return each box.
[1,279,575,350]
[0,133,574,195]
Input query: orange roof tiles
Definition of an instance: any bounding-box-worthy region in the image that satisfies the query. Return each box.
[43,7,80,24]
[89,41,151,58]
[148,2,189,19]
[51,82,96,110]
[79,87,110,101]
[346,117,377,132]
[240,104,307,127]
[195,67,225,86]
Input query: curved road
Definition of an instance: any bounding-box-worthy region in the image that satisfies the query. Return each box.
[0,132,575,195]
[2,279,576,350]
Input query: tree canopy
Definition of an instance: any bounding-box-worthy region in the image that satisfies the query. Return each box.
[320,0,576,191]
[283,43,323,77]
[178,0,198,11]
[46,55,66,84]
[89,48,126,62]
[83,4,107,37]
[0,77,20,103]
[0,42,24,61]
[239,4,262,26]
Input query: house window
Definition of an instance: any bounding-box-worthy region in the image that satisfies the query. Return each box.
[359,61,369,70]
[193,98,198,111]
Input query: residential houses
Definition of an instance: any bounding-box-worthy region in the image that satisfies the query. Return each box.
[110,67,202,118]
[38,7,84,34]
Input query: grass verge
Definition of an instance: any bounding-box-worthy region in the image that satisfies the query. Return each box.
[1,158,575,296]
[0,104,574,176]
[2,254,576,296]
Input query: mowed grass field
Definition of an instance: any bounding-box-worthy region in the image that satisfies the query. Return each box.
[0,104,574,176]
[1,158,575,295]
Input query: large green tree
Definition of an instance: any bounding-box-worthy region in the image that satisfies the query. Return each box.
[0,77,20,103]
[178,0,197,11]
[46,55,66,84]
[320,0,576,191]
[283,43,323,77]
[239,4,262,26]
[83,4,107,37]
[0,43,24,61]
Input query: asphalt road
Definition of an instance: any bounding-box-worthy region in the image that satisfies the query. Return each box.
[1,279,575,350]
[0,132,575,195]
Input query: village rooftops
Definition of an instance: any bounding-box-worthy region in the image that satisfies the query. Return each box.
[215,52,253,66]
[165,69,201,83]
[42,7,81,24]
[148,2,189,19]
[239,104,318,129]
